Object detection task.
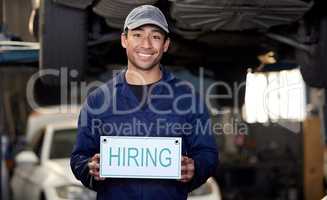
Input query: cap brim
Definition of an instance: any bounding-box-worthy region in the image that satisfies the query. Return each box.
[127,19,169,33]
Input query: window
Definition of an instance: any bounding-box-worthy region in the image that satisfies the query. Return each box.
[50,129,77,159]
[243,68,306,123]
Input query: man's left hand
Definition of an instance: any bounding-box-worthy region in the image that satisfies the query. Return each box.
[180,156,194,183]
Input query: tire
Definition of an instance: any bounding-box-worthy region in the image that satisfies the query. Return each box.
[296,16,327,88]
[39,0,87,85]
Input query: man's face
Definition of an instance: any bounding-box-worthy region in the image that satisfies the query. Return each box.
[121,25,170,71]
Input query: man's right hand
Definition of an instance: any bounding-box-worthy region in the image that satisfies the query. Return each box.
[88,154,105,181]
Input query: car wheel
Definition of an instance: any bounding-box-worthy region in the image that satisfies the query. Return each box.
[39,0,88,85]
[296,16,327,88]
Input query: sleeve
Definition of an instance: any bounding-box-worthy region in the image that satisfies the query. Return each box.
[70,95,102,191]
[185,97,219,192]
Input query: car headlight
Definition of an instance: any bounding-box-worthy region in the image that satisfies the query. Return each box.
[55,185,96,200]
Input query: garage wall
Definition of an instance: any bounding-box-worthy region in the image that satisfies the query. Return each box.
[248,122,303,161]
[1,0,3,25]
[3,0,34,41]
[0,66,37,139]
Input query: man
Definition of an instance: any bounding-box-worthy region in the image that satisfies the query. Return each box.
[71,5,218,200]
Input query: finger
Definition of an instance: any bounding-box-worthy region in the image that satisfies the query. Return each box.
[179,172,191,182]
[92,170,100,177]
[181,168,188,173]
[180,176,192,183]
[94,154,100,162]
[181,163,194,172]
[182,162,194,169]
[89,170,99,178]
[184,166,194,176]
[95,163,100,170]
[181,170,192,176]
[180,178,188,183]
[186,159,194,170]
[186,163,194,171]
[88,162,98,170]
[94,176,105,181]
[178,177,186,182]
[87,162,92,169]
[94,172,100,177]
[89,161,100,169]
[186,173,193,180]
[88,162,95,170]
[91,154,100,162]
[181,173,192,179]
[95,154,100,160]
[180,174,186,179]
[181,170,194,180]
[181,156,189,163]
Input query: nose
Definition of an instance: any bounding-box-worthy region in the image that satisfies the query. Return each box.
[140,36,152,49]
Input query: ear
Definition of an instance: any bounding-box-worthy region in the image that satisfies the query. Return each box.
[163,37,170,52]
[121,33,127,49]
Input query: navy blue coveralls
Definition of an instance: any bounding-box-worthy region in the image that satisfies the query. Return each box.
[70,67,219,200]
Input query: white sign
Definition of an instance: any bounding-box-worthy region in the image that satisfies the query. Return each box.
[100,136,182,179]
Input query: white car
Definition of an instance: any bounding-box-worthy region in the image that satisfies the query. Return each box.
[11,105,221,200]
[25,105,80,143]
[11,122,96,200]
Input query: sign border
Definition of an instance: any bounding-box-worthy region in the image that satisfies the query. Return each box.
[100,136,181,179]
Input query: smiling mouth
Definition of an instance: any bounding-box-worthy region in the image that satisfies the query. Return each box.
[137,52,154,59]
[138,53,151,57]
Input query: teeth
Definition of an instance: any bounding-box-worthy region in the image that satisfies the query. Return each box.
[138,53,152,57]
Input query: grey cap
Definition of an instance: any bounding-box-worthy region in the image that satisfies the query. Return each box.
[124,5,169,33]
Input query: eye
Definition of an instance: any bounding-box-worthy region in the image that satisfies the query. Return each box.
[153,35,162,40]
[132,33,142,38]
